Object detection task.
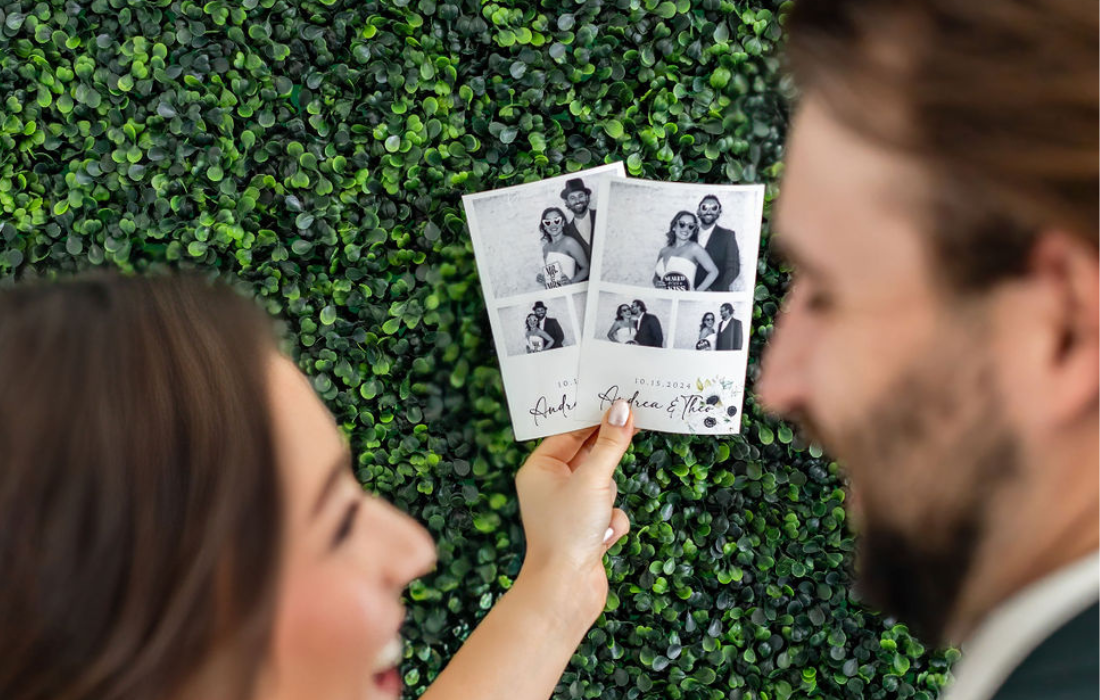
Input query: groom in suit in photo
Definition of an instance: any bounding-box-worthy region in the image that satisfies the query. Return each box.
[716,303,743,351]
[532,301,566,350]
[630,299,664,348]
[695,194,741,292]
[561,178,595,262]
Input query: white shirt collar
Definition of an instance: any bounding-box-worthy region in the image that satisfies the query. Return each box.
[698,222,717,247]
[941,549,1100,700]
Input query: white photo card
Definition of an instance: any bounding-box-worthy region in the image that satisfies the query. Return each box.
[576,178,765,434]
[461,163,626,440]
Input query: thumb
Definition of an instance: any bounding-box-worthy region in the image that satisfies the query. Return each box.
[577,399,634,485]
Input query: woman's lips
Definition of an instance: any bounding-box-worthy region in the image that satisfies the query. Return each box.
[372,667,401,697]
[369,635,404,696]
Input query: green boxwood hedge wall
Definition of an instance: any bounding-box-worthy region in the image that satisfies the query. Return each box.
[0,0,956,697]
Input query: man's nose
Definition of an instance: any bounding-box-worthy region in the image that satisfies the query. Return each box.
[756,310,811,418]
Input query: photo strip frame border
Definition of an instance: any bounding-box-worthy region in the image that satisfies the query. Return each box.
[461,162,627,440]
[575,177,766,435]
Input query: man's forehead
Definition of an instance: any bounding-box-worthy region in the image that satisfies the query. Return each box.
[775,96,933,286]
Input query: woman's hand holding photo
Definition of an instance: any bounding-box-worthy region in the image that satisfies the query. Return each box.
[421,400,634,700]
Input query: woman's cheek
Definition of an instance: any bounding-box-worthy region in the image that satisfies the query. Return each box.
[272,568,394,698]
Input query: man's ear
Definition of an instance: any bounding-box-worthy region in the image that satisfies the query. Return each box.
[1025,230,1099,428]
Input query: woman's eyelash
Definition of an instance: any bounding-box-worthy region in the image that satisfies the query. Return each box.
[331,500,361,548]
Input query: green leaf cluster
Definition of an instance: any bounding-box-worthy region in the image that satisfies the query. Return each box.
[0,0,953,697]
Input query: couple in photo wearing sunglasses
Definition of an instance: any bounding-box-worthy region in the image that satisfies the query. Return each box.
[535,178,597,289]
[652,195,741,292]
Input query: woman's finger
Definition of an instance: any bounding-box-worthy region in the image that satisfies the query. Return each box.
[529,425,598,466]
[567,428,602,473]
[603,507,630,548]
[576,400,634,486]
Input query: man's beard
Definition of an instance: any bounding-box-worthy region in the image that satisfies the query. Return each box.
[792,342,1017,645]
[568,201,588,215]
[699,214,718,226]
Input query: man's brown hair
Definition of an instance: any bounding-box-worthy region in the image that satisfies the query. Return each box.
[0,272,283,700]
[785,0,1098,289]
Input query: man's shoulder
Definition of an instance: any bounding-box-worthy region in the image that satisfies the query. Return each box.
[715,225,736,237]
[989,601,1098,700]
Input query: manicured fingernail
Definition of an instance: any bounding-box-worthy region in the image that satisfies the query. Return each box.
[609,399,630,427]
[603,527,615,544]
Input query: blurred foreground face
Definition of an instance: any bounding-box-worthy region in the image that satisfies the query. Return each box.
[758,96,1020,644]
[259,355,436,700]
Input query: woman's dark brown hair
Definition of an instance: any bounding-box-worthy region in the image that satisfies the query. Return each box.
[0,271,283,700]
[785,0,1098,290]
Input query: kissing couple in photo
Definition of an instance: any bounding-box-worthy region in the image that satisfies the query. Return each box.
[605,299,663,348]
[695,303,743,351]
[535,179,596,289]
[652,195,741,292]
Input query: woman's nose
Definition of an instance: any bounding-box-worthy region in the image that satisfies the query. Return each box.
[376,500,437,589]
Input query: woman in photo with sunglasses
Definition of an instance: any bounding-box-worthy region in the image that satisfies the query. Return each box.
[524,312,556,352]
[652,211,719,291]
[535,206,589,289]
[605,303,637,344]
[697,311,718,350]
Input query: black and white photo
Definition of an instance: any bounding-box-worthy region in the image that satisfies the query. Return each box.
[652,210,720,291]
[577,178,764,435]
[462,164,623,299]
[673,299,751,352]
[497,298,577,357]
[592,294,672,348]
[594,179,760,294]
[461,163,625,440]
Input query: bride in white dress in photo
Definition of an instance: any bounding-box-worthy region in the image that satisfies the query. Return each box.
[652,211,719,291]
[605,304,637,344]
[524,313,555,353]
[696,312,717,351]
[535,206,589,289]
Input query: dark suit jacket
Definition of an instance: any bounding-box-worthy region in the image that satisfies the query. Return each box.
[564,208,595,262]
[634,313,663,348]
[541,317,565,350]
[989,600,1098,700]
[716,317,742,351]
[695,224,740,292]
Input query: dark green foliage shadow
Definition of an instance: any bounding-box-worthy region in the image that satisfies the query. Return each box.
[0,0,955,697]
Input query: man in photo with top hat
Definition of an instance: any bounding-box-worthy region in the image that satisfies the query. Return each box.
[560,178,596,262]
[532,301,566,350]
